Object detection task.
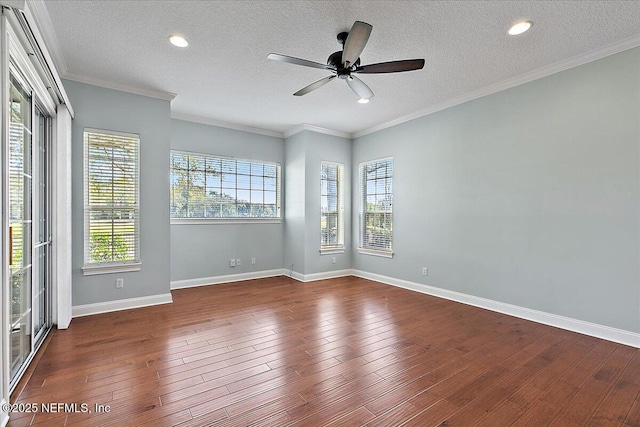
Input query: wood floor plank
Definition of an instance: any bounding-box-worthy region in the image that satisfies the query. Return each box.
[6,276,638,427]
[511,339,618,426]
[624,398,640,426]
[364,401,423,427]
[402,398,460,427]
[549,344,636,426]
[208,392,305,427]
[586,352,640,426]
[323,405,376,426]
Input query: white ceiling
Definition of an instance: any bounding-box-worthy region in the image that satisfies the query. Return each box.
[38,0,640,137]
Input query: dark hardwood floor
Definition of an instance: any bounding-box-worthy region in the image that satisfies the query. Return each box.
[7,276,640,426]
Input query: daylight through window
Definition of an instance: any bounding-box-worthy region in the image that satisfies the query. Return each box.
[170,151,281,219]
[83,129,140,269]
[359,158,393,254]
[321,162,344,250]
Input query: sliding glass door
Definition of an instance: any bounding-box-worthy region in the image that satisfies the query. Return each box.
[8,73,32,381]
[7,69,51,387]
[33,106,50,346]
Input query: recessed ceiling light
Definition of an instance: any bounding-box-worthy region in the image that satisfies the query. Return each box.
[358,98,370,104]
[169,35,189,47]
[508,20,533,36]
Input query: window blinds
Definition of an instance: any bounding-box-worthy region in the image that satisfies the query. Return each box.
[359,158,393,252]
[321,162,344,248]
[83,129,140,266]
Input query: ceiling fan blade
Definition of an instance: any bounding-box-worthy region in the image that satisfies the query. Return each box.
[346,76,374,99]
[268,53,334,70]
[294,75,336,96]
[341,21,372,67]
[355,59,425,74]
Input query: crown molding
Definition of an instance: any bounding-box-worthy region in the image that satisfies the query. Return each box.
[353,34,640,139]
[26,0,68,75]
[284,123,352,139]
[171,112,284,138]
[63,72,177,101]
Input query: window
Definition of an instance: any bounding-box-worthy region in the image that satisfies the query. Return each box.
[83,128,140,274]
[321,162,344,252]
[359,158,393,257]
[170,151,281,221]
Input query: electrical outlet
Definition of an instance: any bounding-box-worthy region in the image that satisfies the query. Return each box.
[230,259,236,267]
[422,267,428,276]
[236,258,241,266]
[116,278,124,288]
[332,256,336,264]
[251,257,256,265]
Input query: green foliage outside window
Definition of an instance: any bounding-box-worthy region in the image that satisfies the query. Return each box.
[90,232,129,263]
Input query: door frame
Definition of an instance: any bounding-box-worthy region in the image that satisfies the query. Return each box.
[1,5,60,405]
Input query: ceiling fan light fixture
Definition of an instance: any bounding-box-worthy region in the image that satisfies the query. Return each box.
[169,35,189,47]
[357,98,370,104]
[508,20,533,36]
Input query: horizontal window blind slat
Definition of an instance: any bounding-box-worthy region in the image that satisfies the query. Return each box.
[84,129,140,267]
[321,162,344,249]
[359,158,393,252]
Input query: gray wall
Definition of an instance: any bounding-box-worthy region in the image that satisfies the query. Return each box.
[352,47,640,332]
[284,131,306,274]
[303,131,352,275]
[64,80,171,305]
[284,130,352,276]
[64,47,639,334]
[170,119,285,282]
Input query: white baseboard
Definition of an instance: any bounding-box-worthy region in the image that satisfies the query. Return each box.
[1,399,8,427]
[285,269,352,283]
[351,270,640,348]
[286,270,305,282]
[70,268,638,347]
[170,269,286,289]
[72,293,173,318]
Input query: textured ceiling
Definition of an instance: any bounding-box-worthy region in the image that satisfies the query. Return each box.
[40,1,640,136]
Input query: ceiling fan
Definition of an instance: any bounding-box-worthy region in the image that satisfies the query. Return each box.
[268,21,425,101]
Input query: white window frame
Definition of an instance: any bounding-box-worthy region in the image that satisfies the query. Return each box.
[170,150,282,224]
[82,128,141,275]
[358,157,394,258]
[320,161,344,254]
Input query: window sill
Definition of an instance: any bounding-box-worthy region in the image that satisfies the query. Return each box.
[357,249,394,258]
[320,247,345,255]
[171,218,282,225]
[83,262,142,276]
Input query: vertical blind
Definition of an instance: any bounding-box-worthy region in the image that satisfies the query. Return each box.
[170,151,281,219]
[359,157,393,252]
[83,129,140,266]
[321,162,344,248]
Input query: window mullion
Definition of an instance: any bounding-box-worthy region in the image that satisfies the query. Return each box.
[110,146,115,262]
[170,151,280,220]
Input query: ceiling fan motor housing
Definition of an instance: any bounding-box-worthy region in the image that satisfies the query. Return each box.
[327,49,360,79]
